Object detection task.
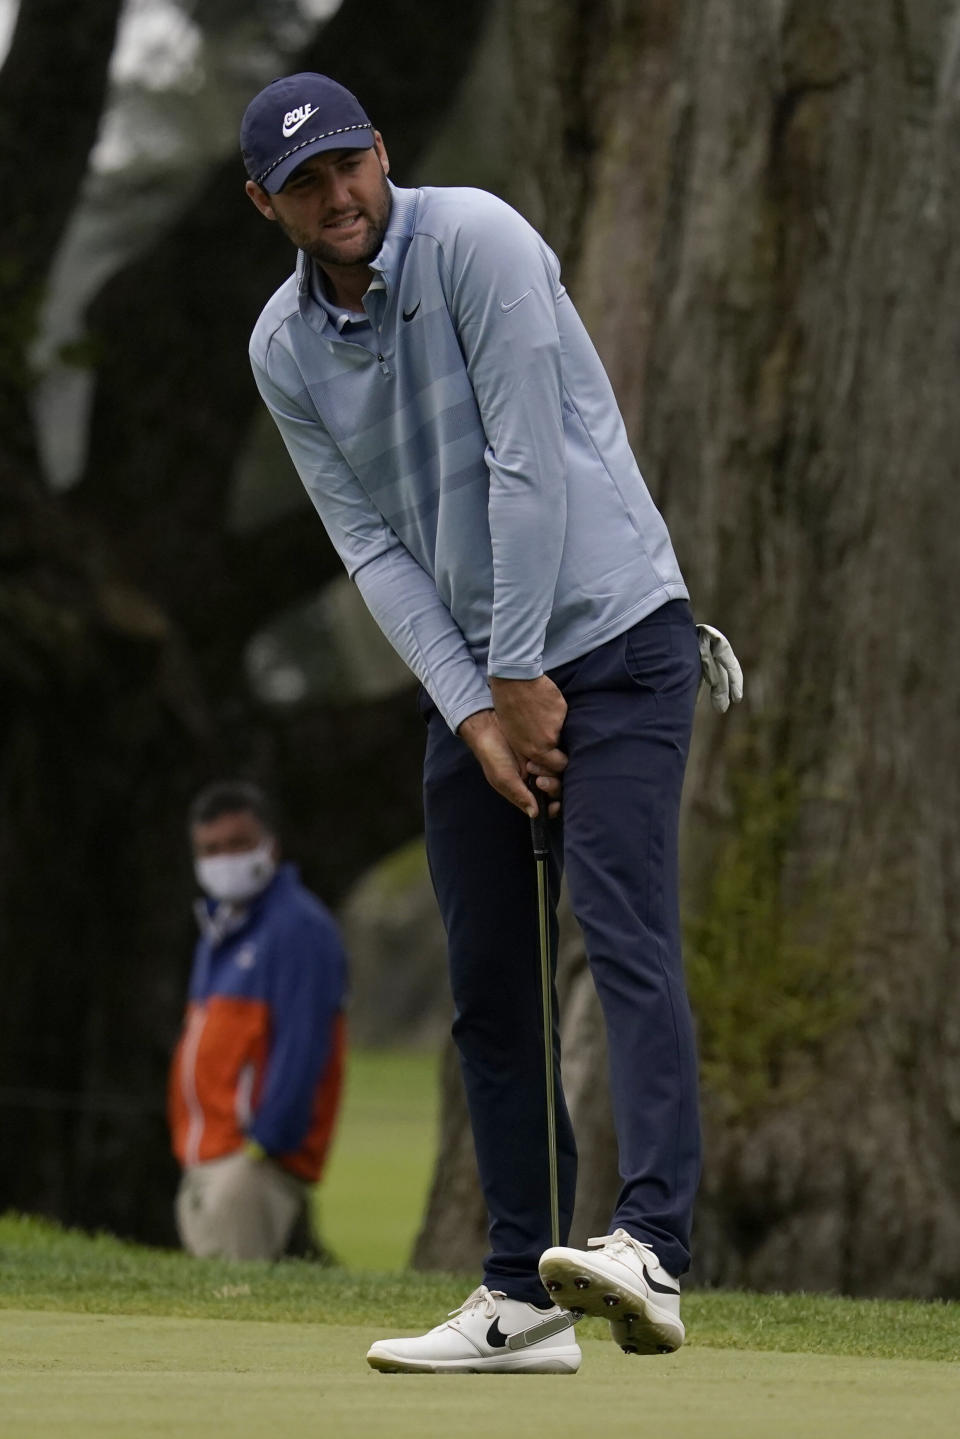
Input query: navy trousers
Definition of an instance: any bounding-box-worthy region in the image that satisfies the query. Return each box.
[422,600,702,1303]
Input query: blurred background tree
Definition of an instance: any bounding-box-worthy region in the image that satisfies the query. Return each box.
[1,0,958,1300]
[0,0,486,1244]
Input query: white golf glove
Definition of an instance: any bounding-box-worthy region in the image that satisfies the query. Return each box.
[696,624,744,714]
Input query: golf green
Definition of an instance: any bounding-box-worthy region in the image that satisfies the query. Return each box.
[2,1309,957,1439]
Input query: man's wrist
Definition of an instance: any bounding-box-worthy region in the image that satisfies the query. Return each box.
[457,706,495,740]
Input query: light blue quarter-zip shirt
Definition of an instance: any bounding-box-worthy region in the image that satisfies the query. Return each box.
[249,181,688,732]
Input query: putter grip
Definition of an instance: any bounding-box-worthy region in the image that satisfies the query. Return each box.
[529,782,550,858]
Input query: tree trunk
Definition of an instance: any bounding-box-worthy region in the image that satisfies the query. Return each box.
[0,0,123,466]
[416,0,960,1298]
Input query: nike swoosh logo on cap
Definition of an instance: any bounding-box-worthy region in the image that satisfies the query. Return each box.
[282,106,317,138]
[500,289,532,312]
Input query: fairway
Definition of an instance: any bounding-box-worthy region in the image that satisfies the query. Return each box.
[2,1309,958,1439]
[4,1078,960,1439]
[3,1222,960,1436]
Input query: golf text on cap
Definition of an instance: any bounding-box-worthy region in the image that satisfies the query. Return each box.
[282,104,318,138]
[240,74,374,193]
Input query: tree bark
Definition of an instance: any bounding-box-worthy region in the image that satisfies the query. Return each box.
[416,0,960,1298]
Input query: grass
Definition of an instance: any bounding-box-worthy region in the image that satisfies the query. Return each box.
[3,1309,959,1439]
[318,1048,439,1269]
[3,1045,960,1435]
[1,1214,958,1363]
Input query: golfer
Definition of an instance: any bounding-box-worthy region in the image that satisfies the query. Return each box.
[241,73,741,1374]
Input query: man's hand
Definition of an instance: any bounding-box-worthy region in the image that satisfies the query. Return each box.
[458,708,562,818]
[489,675,568,775]
[696,624,744,714]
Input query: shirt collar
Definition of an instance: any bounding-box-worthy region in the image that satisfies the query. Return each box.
[367,181,419,288]
[295,180,419,313]
[309,268,385,331]
[194,899,248,946]
[193,864,297,945]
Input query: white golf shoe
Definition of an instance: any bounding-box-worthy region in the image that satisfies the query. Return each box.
[539,1228,684,1355]
[365,1284,582,1374]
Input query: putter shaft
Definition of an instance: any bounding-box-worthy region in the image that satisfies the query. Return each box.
[536,855,560,1249]
[530,787,560,1250]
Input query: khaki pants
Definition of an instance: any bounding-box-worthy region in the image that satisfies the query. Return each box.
[175,1151,310,1262]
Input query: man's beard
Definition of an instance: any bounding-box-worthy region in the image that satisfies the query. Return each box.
[283,173,392,269]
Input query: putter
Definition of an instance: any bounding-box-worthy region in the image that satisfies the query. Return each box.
[529,782,560,1250]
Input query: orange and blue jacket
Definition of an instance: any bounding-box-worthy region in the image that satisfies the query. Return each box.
[168,865,347,1183]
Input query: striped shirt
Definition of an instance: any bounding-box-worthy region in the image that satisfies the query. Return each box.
[249,182,688,731]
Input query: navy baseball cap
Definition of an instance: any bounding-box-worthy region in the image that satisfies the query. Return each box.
[241,73,374,194]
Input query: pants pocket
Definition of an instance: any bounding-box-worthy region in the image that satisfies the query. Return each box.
[622,605,699,698]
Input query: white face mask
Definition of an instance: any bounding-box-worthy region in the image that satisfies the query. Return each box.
[194,842,277,905]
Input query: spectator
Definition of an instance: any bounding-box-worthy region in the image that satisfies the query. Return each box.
[168,780,347,1261]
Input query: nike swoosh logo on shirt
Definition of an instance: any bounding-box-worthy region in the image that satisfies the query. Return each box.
[402,300,421,321]
[500,290,532,312]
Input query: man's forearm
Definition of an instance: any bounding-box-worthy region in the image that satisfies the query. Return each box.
[354,545,491,731]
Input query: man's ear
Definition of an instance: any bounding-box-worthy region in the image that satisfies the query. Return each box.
[245,179,277,220]
[373,132,390,177]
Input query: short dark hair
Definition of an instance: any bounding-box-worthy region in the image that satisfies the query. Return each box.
[188,780,277,834]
